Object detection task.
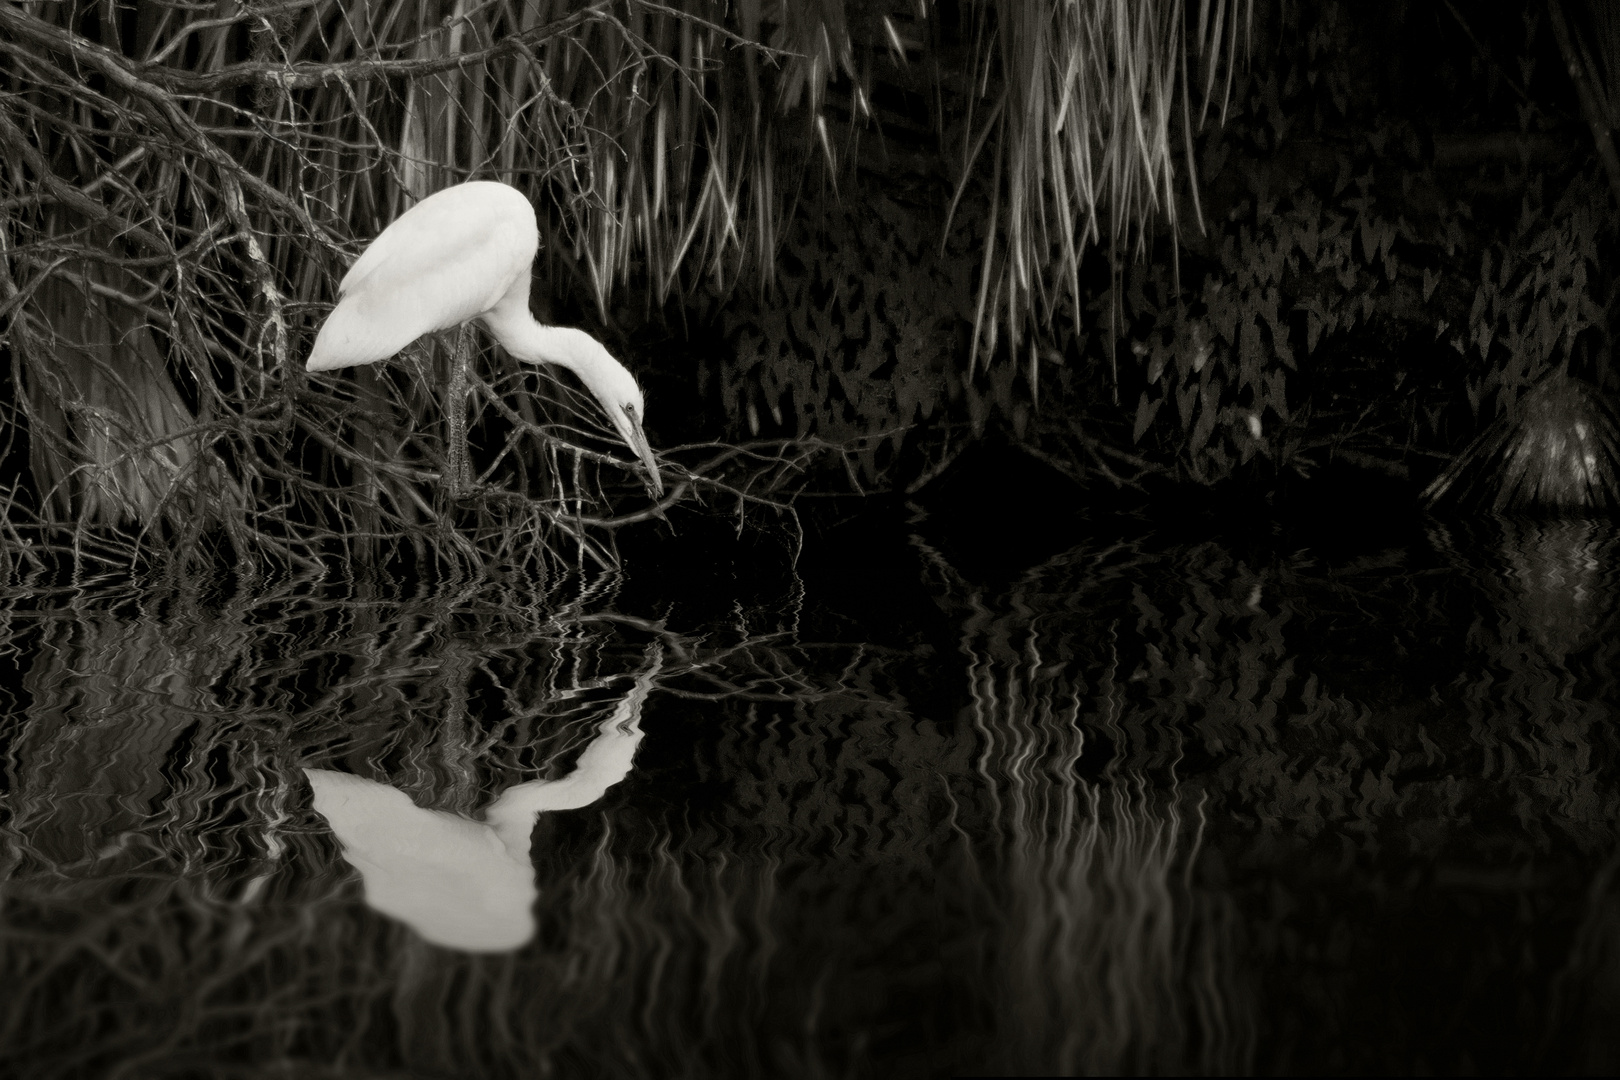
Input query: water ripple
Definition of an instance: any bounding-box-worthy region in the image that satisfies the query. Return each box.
[1,516,1618,1075]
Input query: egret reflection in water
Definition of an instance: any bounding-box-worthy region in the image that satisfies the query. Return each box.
[306,644,662,952]
[4,519,1620,1076]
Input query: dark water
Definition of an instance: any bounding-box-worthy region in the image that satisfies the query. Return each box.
[3,503,1620,1078]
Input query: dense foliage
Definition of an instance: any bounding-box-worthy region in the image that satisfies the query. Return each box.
[697,1,1620,505]
[0,0,1255,576]
[1,1,1616,580]
[1114,1,1618,495]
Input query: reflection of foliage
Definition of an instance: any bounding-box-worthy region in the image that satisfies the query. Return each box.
[918,516,1620,1069]
[0,565,1235,1075]
[951,603,1255,1074]
[1551,856,1620,1073]
[0,553,1262,1076]
[0,572,839,1077]
[988,530,1620,850]
[9,512,1620,1074]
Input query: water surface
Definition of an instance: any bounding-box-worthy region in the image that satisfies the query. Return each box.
[3,507,1618,1077]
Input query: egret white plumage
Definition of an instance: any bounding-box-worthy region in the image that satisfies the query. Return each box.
[307,180,663,497]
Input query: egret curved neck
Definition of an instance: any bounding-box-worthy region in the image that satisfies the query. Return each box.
[478,310,595,378]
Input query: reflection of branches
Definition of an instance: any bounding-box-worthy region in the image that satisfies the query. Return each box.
[0,566,865,1057]
[0,567,834,851]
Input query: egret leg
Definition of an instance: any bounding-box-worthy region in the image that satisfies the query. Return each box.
[445,324,472,497]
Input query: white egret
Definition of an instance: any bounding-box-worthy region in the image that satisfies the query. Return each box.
[307,180,663,498]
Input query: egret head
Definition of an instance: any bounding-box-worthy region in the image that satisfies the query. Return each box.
[560,333,664,499]
[479,319,664,498]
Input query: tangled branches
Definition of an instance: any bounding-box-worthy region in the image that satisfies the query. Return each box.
[0,1,821,580]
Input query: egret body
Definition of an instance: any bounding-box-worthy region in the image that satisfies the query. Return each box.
[307,180,662,497]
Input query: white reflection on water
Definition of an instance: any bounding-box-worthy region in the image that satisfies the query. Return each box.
[307,645,661,952]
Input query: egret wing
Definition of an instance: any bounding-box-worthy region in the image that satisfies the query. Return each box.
[307,182,540,371]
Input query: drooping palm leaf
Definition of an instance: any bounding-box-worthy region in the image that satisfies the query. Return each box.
[951,0,1252,378]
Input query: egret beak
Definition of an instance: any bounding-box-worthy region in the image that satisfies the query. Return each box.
[616,407,664,499]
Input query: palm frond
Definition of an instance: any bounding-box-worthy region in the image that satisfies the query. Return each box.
[954,0,1252,373]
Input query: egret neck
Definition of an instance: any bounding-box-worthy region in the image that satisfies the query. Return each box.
[477,310,663,497]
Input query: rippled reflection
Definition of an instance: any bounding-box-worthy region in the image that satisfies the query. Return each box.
[1,514,1618,1076]
[1433,515,1620,659]
[948,599,1254,1075]
[307,643,660,952]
